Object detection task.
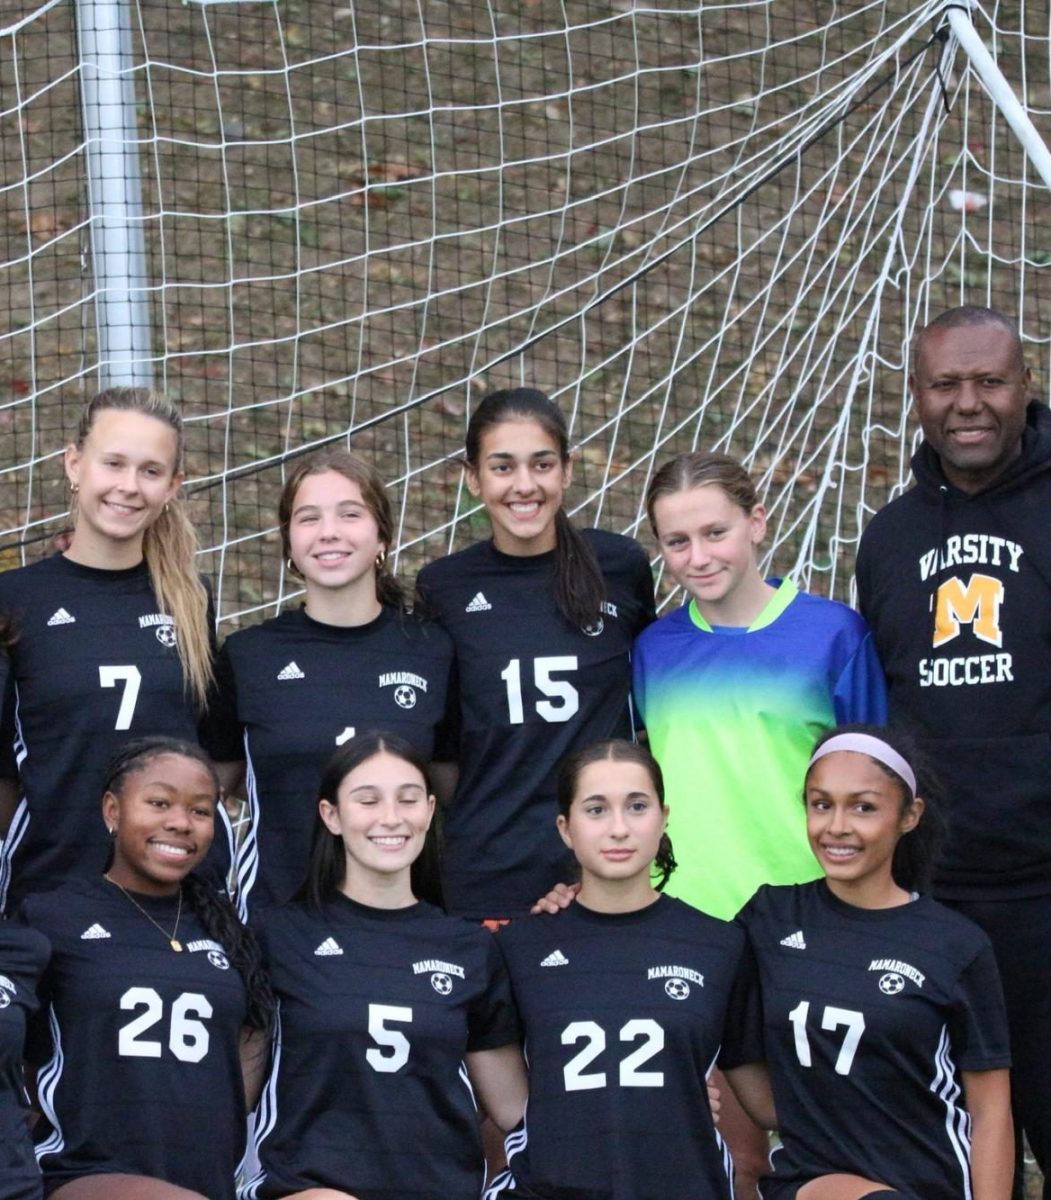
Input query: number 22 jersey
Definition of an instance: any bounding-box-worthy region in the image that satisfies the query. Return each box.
[416,530,655,917]
[737,881,1010,1200]
[18,877,249,1199]
[488,896,759,1200]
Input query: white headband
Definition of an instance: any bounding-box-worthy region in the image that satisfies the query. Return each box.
[808,732,917,799]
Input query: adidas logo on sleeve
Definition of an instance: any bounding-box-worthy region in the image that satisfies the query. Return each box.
[314,937,343,957]
[779,930,807,950]
[540,948,569,967]
[465,592,492,613]
[80,923,111,940]
[47,608,76,626]
[277,661,306,681]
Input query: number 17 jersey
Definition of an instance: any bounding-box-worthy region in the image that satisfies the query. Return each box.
[737,882,1010,1200]
[416,530,655,917]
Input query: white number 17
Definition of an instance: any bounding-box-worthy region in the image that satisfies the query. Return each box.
[788,1000,865,1076]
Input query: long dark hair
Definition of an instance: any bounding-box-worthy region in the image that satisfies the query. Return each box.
[805,724,945,893]
[102,737,275,1032]
[301,731,437,910]
[556,739,677,890]
[464,388,605,630]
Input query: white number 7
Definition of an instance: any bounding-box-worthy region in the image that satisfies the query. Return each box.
[99,665,142,731]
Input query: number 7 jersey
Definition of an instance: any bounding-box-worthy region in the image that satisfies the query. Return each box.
[416,530,655,917]
[0,557,230,911]
[737,881,1010,1200]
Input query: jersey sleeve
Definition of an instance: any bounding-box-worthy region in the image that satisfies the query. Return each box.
[198,639,245,763]
[466,932,522,1052]
[0,660,18,781]
[13,897,53,1066]
[946,939,1012,1072]
[431,652,461,764]
[717,934,765,1069]
[831,628,888,725]
[628,548,657,636]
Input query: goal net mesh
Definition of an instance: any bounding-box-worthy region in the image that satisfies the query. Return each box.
[1,0,1048,620]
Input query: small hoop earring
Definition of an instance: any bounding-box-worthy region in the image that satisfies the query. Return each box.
[375,549,387,568]
[163,502,170,515]
[107,826,116,838]
[286,558,298,575]
[70,482,79,495]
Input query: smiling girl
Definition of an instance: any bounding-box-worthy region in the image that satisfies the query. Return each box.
[488,740,766,1200]
[415,389,655,919]
[18,736,273,1200]
[242,732,526,1200]
[736,726,1013,1200]
[201,450,454,913]
[633,452,887,922]
[0,389,228,911]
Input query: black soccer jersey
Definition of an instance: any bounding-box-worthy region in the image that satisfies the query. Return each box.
[487,896,757,1200]
[0,922,49,1200]
[737,882,1011,1200]
[201,605,455,912]
[0,557,232,911]
[242,894,520,1200]
[18,877,249,1199]
[415,530,655,917]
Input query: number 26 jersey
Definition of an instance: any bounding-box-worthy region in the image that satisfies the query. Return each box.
[18,878,249,1200]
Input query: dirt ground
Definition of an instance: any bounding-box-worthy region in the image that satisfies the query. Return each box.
[0,0,1048,625]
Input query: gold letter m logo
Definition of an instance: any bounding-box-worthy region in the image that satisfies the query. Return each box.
[933,574,1004,648]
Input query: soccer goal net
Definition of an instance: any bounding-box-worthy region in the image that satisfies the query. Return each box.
[1,0,1048,622]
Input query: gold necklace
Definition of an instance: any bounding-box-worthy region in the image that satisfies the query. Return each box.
[105,876,184,951]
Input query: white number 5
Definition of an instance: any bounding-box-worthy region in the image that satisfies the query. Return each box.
[366,1003,412,1073]
[99,665,142,730]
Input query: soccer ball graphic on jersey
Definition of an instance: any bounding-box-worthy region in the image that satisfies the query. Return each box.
[431,972,453,995]
[878,972,905,995]
[581,618,604,637]
[394,685,417,709]
[665,978,690,1001]
[155,624,177,648]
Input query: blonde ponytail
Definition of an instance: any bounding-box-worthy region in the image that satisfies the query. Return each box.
[74,388,214,711]
[143,499,213,711]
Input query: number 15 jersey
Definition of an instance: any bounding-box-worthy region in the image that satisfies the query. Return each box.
[737,882,1010,1200]
[416,530,654,917]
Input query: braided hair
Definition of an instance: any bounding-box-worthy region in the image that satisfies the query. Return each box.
[102,736,275,1032]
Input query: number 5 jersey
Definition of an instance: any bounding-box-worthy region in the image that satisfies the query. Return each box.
[737,881,1010,1200]
[416,530,655,918]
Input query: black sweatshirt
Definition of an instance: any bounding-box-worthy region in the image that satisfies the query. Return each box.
[856,401,1051,900]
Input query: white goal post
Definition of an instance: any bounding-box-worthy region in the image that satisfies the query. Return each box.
[0,0,1047,622]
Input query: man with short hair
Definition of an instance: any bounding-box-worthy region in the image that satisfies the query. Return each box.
[856,305,1050,1196]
